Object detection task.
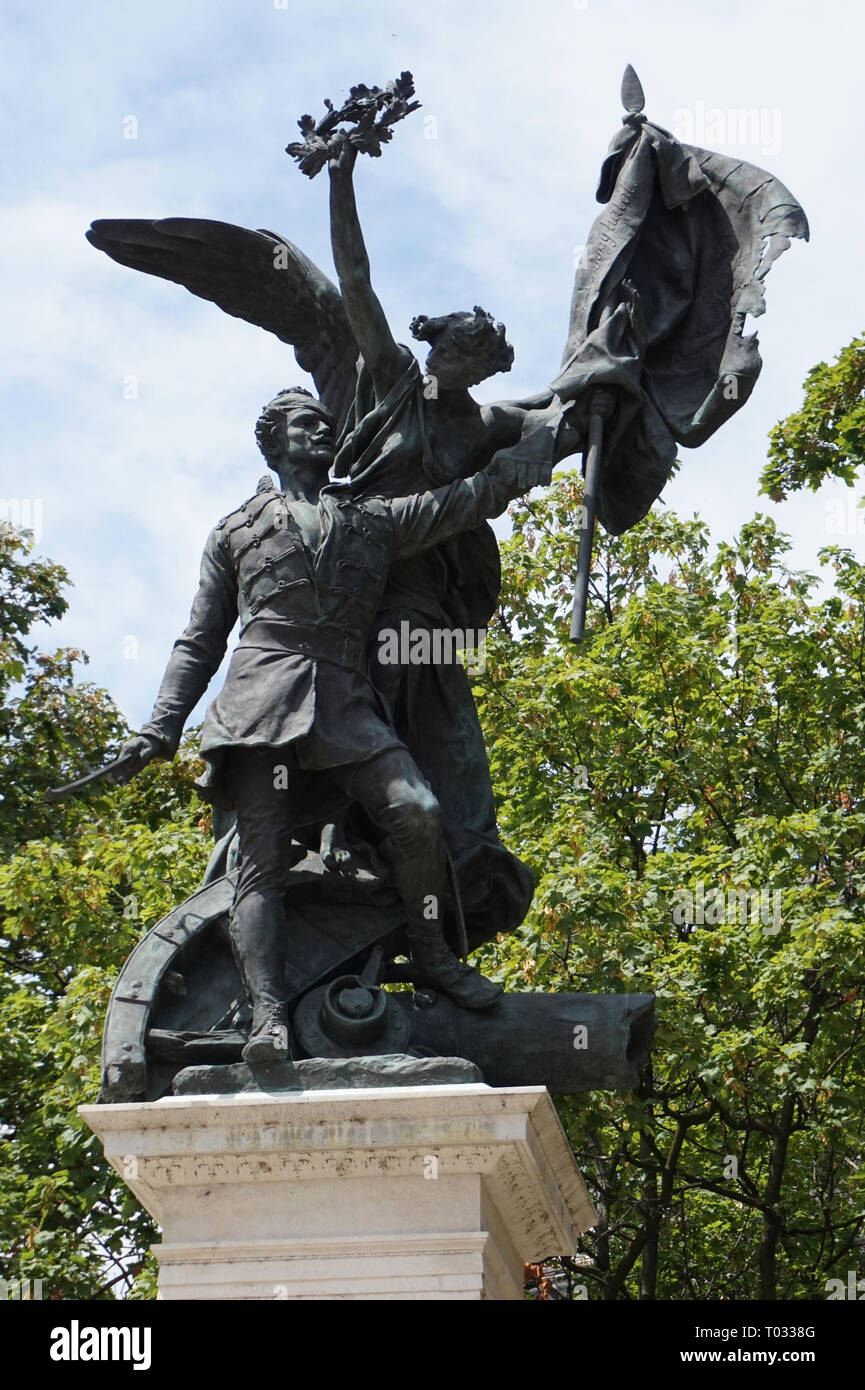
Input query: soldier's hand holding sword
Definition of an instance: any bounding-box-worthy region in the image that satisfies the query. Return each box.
[45,733,163,801]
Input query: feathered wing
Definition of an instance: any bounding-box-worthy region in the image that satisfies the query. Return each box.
[86,217,359,431]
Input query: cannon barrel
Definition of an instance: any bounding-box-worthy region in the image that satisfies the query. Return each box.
[396,990,656,1093]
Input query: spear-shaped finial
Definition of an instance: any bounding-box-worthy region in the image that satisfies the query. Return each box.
[621,64,645,116]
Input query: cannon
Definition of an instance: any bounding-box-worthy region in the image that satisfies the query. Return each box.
[100,843,655,1103]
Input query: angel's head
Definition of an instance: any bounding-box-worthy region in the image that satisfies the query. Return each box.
[410,306,514,390]
[255,387,335,484]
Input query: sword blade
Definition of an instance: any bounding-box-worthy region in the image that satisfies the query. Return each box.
[45,751,135,802]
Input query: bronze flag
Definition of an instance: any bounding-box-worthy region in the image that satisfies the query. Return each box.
[553,69,809,536]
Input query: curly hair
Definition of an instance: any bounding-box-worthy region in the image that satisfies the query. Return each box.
[410,305,514,379]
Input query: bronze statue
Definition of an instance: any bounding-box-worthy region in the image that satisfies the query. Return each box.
[70,68,806,1099]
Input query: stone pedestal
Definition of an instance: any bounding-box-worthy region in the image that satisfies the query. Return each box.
[81,1083,595,1300]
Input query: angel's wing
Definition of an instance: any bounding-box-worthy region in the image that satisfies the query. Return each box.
[86,217,359,431]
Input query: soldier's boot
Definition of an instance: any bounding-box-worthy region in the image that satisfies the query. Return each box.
[243,1000,293,1064]
[230,894,294,1063]
[372,776,502,1011]
[406,922,502,1010]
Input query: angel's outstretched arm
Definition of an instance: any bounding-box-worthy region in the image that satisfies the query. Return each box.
[328,136,405,404]
[485,398,585,464]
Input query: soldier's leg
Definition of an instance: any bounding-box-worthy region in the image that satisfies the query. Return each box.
[330,749,501,1010]
[228,747,305,1061]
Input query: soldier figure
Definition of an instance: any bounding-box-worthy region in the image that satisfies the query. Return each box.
[115,386,565,1063]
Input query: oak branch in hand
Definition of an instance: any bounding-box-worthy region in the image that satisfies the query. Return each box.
[286,72,421,179]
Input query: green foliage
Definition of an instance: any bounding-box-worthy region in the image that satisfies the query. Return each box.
[0,526,211,1299]
[760,333,865,500]
[471,476,865,1299]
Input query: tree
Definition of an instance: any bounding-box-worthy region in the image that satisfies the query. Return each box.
[0,524,212,1299]
[471,471,865,1299]
[760,332,865,501]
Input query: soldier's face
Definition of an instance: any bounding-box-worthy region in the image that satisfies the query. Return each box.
[281,408,335,472]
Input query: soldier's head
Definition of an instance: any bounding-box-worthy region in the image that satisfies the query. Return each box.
[410,306,514,391]
[255,387,335,489]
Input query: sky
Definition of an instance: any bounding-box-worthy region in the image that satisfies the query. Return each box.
[2,0,863,733]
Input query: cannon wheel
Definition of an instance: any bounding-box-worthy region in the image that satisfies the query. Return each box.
[100,854,410,1103]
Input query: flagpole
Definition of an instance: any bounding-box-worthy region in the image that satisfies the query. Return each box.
[569,391,607,642]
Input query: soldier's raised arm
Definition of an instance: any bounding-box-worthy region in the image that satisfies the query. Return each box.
[387,399,568,558]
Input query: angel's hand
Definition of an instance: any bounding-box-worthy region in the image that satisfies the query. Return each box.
[328,129,358,176]
[486,445,554,497]
[591,388,617,421]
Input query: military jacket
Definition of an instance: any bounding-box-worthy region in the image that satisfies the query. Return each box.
[140,468,514,787]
